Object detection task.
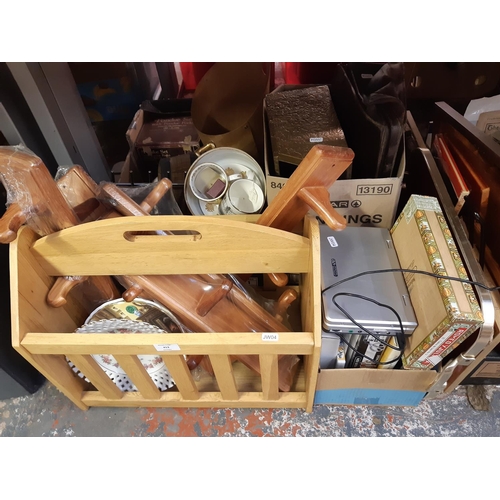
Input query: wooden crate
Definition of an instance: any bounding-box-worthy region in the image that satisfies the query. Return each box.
[10,215,321,411]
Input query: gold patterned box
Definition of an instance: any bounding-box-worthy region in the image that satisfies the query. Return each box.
[390,195,484,369]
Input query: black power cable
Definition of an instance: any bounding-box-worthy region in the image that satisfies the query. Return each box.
[321,267,498,367]
[332,292,405,367]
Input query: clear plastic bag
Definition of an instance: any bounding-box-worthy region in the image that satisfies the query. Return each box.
[0,145,80,240]
[55,164,111,223]
[97,180,302,391]
[0,152,120,310]
[115,271,301,391]
[464,94,500,126]
[2,152,302,391]
[120,182,183,216]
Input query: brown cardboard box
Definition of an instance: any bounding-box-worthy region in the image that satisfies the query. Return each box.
[126,100,200,180]
[129,112,199,176]
[264,85,406,229]
[390,195,484,369]
[314,368,437,406]
[135,115,198,167]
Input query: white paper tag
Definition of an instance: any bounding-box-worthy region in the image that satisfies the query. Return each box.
[327,236,338,247]
[154,344,181,352]
[309,137,323,143]
[428,355,443,366]
[262,333,279,342]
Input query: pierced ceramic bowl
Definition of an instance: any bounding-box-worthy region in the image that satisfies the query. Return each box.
[68,298,184,392]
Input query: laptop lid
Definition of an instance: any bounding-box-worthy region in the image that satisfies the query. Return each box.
[320,225,417,334]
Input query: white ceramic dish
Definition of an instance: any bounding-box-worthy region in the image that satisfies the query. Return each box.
[219,178,265,215]
[67,298,185,392]
[69,319,176,392]
[184,148,266,216]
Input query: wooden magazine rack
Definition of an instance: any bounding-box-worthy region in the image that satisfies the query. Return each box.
[10,215,322,411]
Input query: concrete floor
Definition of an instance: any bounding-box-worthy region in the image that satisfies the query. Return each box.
[1,381,499,437]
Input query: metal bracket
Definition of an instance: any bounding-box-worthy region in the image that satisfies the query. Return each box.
[426,354,477,399]
[406,112,495,399]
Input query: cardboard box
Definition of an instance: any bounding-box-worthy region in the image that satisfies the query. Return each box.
[134,116,198,167]
[314,368,437,406]
[391,195,484,369]
[126,99,200,177]
[264,85,406,229]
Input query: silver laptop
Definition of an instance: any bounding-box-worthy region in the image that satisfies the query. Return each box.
[320,225,417,335]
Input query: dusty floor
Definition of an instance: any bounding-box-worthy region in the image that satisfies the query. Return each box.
[1,381,499,437]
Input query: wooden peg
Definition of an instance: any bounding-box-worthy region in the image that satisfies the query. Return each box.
[274,288,299,322]
[139,178,173,214]
[298,185,346,231]
[46,273,119,309]
[267,272,289,287]
[195,278,233,316]
[123,284,144,302]
[0,203,27,243]
[47,276,89,308]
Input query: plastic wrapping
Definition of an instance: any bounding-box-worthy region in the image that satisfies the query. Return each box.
[463,94,500,144]
[0,145,80,240]
[0,153,120,310]
[56,165,183,221]
[116,273,296,335]
[115,271,301,392]
[0,145,37,208]
[464,94,500,126]
[54,165,73,181]
[2,152,301,391]
[120,182,183,216]
[99,170,297,333]
[96,180,302,391]
[55,165,110,223]
[226,273,296,329]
